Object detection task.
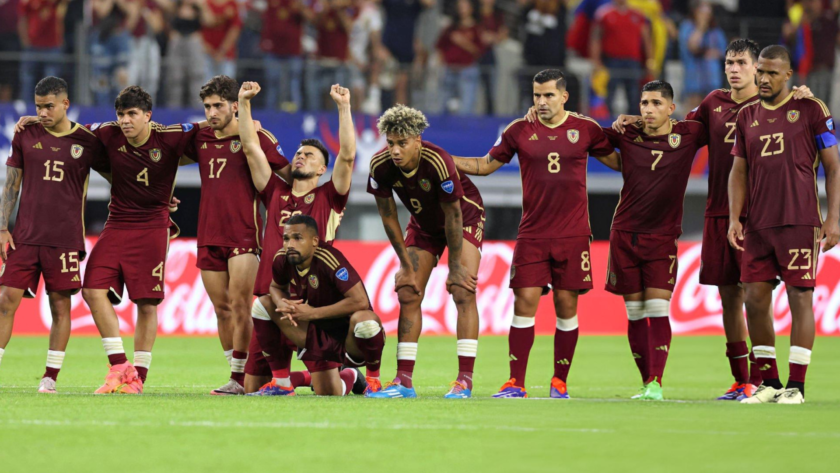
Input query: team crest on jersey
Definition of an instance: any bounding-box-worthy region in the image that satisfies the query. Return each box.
[668,134,681,148]
[567,129,580,144]
[419,179,431,192]
[305,194,315,204]
[71,144,84,159]
[787,110,800,123]
[230,140,242,153]
[309,274,319,289]
[336,267,349,281]
[441,180,454,194]
[181,123,194,132]
[149,148,162,162]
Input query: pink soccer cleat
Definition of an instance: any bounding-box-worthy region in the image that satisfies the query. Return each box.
[94,362,137,394]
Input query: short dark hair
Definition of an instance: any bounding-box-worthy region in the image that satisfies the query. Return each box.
[759,45,792,67]
[533,69,567,90]
[641,80,674,101]
[34,76,68,97]
[199,75,239,102]
[300,138,330,167]
[114,86,153,112]
[286,214,319,235]
[725,38,761,63]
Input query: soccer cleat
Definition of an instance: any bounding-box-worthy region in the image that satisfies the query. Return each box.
[549,377,570,399]
[366,379,416,398]
[630,387,646,399]
[443,381,472,399]
[363,377,382,396]
[492,379,528,398]
[210,379,245,396]
[716,382,745,401]
[347,368,368,395]
[740,384,781,404]
[246,379,295,396]
[94,362,137,394]
[775,387,805,404]
[640,380,664,400]
[37,377,57,394]
[118,373,144,394]
[735,383,758,401]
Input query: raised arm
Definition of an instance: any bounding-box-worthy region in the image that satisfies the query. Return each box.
[452,154,504,176]
[0,166,22,261]
[727,156,748,251]
[819,145,840,252]
[375,195,421,295]
[440,199,477,293]
[238,82,273,192]
[330,84,355,195]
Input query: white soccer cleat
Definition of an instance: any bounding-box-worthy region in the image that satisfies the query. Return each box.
[775,388,805,404]
[740,384,780,404]
[37,377,57,394]
[210,379,245,396]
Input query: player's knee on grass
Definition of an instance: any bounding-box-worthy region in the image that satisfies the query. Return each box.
[397,286,423,308]
[311,369,342,396]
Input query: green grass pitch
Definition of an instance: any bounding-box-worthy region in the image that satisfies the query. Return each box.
[0,335,838,472]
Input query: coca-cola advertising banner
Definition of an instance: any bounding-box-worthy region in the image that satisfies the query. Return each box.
[9,239,840,336]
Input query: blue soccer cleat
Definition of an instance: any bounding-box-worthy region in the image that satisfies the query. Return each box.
[716,382,745,401]
[549,377,570,399]
[492,379,528,398]
[246,380,295,396]
[443,381,472,399]
[366,379,417,398]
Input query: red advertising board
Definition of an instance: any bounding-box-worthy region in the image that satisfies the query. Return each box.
[8,239,840,336]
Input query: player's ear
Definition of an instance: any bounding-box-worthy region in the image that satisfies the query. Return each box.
[144,110,152,122]
[561,90,569,105]
[231,100,239,113]
[668,101,676,115]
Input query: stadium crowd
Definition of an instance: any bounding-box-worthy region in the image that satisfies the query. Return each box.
[2,0,839,116]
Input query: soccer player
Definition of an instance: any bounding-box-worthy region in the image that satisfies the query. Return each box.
[603,80,708,400]
[453,69,620,398]
[0,77,109,393]
[269,215,385,396]
[367,104,485,399]
[181,75,290,395]
[613,40,814,401]
[236,81,362,395]
[82,86,200,394]
[729,45,839,405]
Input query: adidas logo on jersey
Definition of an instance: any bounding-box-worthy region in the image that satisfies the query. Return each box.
[71,275,80,282]
[802,273,812,280]
[32,142,42,149]
[281,195,289,201]
[668,277,675,284]
[583,274,591,282]
[393,182,403,187]
[634,136,644,143]
[201,143,207,149]
[529,134,538,141]
[118,145,127,153]
[714,106,722,112]
[750,120,760,127]
[152,284,161,292]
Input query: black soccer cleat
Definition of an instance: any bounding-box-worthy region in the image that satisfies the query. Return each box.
[349,367,368,395]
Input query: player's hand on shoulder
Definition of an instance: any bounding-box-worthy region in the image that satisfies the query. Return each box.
[14,116,39,133]
[727,220,745,252]
[612,115,641,134]
[239,81,261,100]
[0,230,15,262]
[820,220,840,252]
[446,264,478,294]
[330,84,351,106]
[524,106,537,123]
[394,266,422,296]
[792,85,814,100]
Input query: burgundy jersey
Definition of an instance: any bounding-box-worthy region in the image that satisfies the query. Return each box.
[272,244,369,330]
[685,88,757,217]
[6,123,109,252]
[185,128,288,248]
[606,120,708,235]
[90,121,199,230]
[732,93,836,232]
[367,140,484,233]
[489,112,615,239]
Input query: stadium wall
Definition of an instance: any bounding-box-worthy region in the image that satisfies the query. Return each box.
[9,238,840,336]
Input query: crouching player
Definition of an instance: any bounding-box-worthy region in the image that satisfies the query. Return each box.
[265,215,385,396]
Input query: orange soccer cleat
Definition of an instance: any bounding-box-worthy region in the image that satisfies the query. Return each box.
[364,377,382,396]
[94,362,137,394]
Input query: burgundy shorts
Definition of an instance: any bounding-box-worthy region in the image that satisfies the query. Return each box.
[297,322,348,372]
[83,226,171,303]
[606,230,680,295]
[700,217,744,287]
[0,244,83,296]
[196,246,260,272]
[404,217,485,259]
[742,226,820,287]
[510,236,593,293]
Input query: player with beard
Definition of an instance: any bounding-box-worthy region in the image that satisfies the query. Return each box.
[181,75,290,395]
[0,77,110,393]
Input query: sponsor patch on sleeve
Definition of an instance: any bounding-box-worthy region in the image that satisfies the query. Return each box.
[441,180,454,194]
[336,268,349,281]
[182,123,194,132]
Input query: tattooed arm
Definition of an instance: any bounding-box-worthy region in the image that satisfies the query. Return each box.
[1,166,23,261]
[440,199,477,293]
[452,154,504,176]
[375,195,421,294]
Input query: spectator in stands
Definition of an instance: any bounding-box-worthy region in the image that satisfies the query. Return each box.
[165,0,213,107]
[785,0,839,104]
[590,0,652,115]
[261,0,312,111]
[519,0,567,110]
[436,0,482,115]
[381,0,434,107]
[90,0,132,106]
[126,0,165,103]
[678,0,726,110]
[478,0,507,115]
[306,0,353,111]
[349,0,383,114]
[18,0,68,101]
[1,0,21,102]
[202,0,242,80]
